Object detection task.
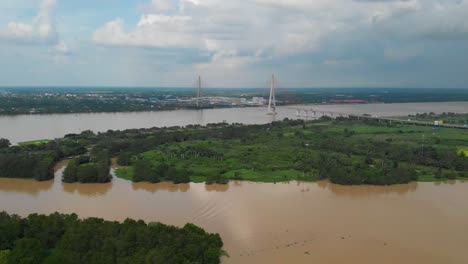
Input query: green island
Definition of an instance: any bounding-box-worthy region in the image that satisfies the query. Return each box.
[1,117,466,185]
[0,212,224,264]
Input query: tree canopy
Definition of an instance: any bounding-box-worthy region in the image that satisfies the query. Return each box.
[0,212,224,264]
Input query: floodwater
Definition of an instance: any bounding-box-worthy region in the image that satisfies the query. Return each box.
[0,163,467,263]
[1,102,467,144]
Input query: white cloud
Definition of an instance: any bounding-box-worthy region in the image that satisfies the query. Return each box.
[88,0,468,77]
[140,0,173,13]
[0,0,57,43]
[5,22,34,39]
[93,15,202,49]
[95,1,455,52]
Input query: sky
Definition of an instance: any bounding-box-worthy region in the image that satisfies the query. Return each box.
[0,0,467,88]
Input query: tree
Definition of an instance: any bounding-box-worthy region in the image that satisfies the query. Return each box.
[34,157,54,181]
[133,159,157,182]
[7,238,46,264]
[0,212,224,264]
[0,139,10,149]
[117,152,133,166]
[62,160,78,183]
[76,164,99,183]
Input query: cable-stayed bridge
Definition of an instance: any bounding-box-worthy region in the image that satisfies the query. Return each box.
[285,106,467,129]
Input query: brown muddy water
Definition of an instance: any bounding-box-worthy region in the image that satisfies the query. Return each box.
[0,163,467,263]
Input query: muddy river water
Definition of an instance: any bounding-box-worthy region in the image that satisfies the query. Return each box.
[1,101,467,144]
[0,163,467,263]
[1,102,468,263]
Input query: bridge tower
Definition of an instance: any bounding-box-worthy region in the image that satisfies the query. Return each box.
[197,76,202,107]
[267,74,277,115]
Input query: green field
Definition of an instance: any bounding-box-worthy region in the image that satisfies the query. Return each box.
[113,120,467,184]
[114,167,134,181]
[18,139,51,146]
[405,113,468,125]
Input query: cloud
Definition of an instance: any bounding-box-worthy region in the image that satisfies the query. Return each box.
[0,0,57,43]
[384,45,421,62]
[91,0,468,73]
[370,0,468,40]
[139,0,173,12]
[2,0,468,87]
[93,15,202,49]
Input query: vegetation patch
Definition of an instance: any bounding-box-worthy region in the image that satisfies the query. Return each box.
[1,118,467,185]
[458,147,468,156]
[0,250,9,264]
[0,212,224,264]
[62,151,111,183]
[18,139,51,146]
[114,167,134,181]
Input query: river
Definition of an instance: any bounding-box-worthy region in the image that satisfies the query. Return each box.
[0,163,467,263]
[1,102,467,144]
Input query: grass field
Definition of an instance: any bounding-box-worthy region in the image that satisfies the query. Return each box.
[114,167,134,181]
[18,139,51,146]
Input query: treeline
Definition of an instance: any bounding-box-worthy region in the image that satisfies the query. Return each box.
[314,118,468,173]
[0,138,86,181]
[409,112,468,125]
[0,212,224,264]
[0,88,238,116]
[315,153,417,185]
[63,151,111,183]
[297,88,468,104]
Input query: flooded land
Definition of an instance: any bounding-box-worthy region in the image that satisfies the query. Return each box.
[0,102,467,263]
[0,164,467,263]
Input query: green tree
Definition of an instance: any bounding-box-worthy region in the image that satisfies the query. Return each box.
[0,139,10,149]
[62,160,78,183]
[7,238,46,264]
[133,159,157,182]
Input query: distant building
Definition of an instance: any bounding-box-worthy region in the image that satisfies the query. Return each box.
[252,97,266,105]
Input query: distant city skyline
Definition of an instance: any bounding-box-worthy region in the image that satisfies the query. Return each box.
[1,0,468,88]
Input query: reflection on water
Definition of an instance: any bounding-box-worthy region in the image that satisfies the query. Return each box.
[1,173,468,264]
[205,183,230,192]
[433,180,458,186]
[132,182,190,193]
[316,180,418,197]
[0,178,53,196]
[62,182,113,197]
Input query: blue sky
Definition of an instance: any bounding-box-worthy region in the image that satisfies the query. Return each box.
[0,0,467,88]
